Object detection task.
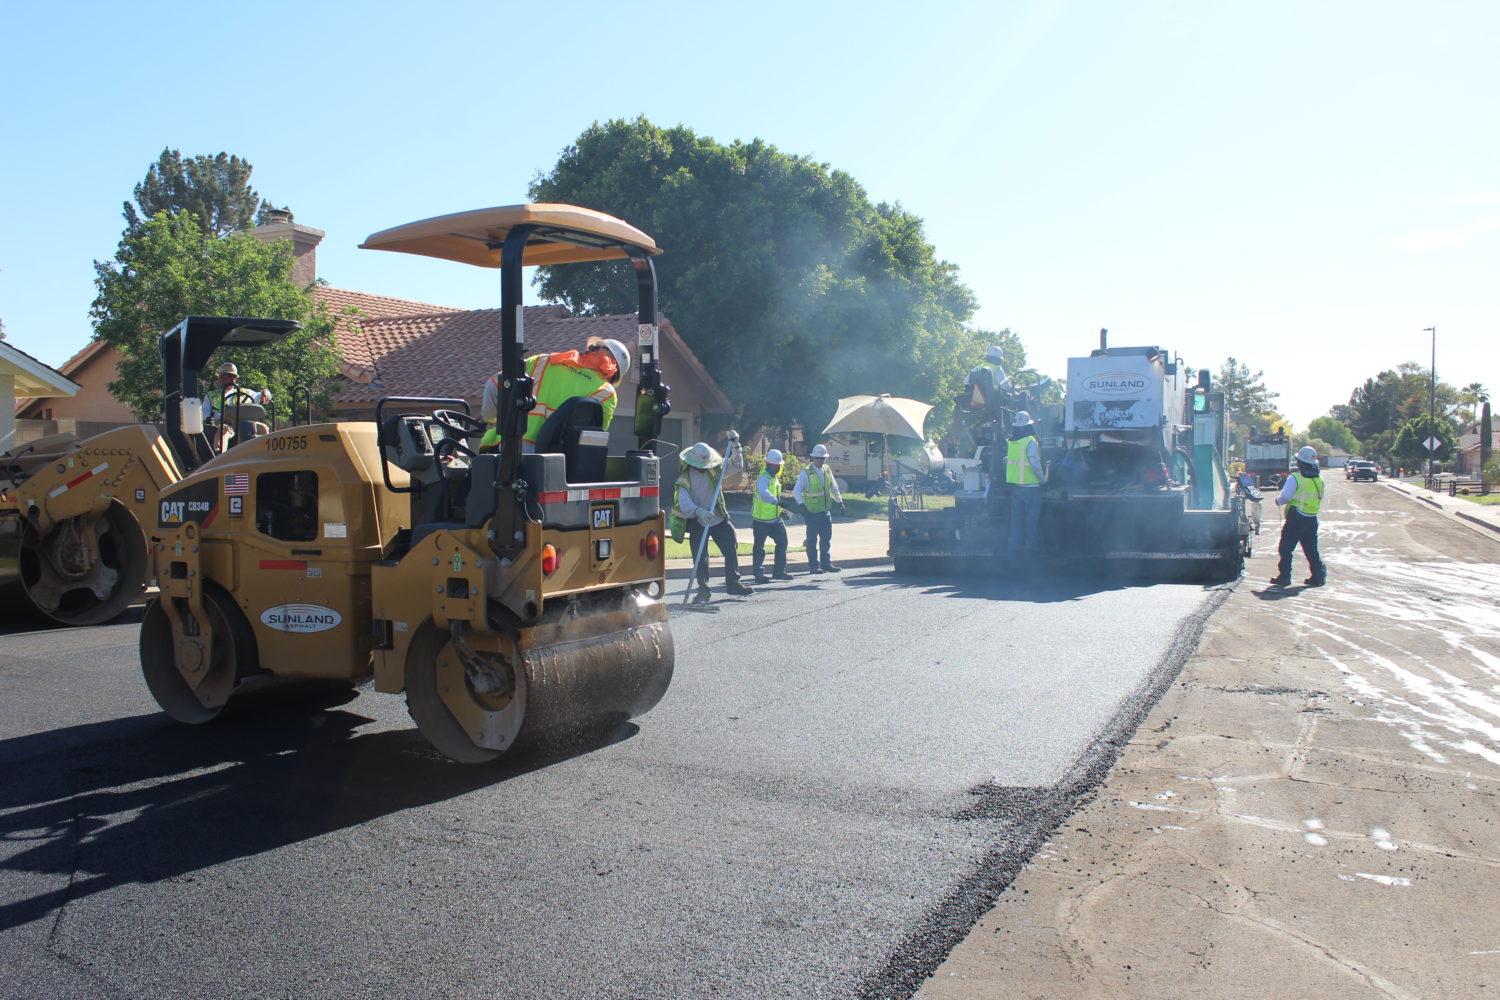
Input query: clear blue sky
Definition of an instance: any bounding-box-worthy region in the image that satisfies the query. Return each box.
[2,0,1495,430]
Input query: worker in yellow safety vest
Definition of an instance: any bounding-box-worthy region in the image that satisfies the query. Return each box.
[674,438,753,603]
[1270,445,1327,587]
[478,336,629,452]
[793,443,845,573]
[1005,410,1044,551]
[750,449,795,583]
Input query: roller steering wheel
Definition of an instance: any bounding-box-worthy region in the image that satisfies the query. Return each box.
[432,408,487,437]
[434,436,478,480]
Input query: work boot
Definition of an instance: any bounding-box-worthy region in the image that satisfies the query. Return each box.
[1305,575,1327,587]
[726,580,755,597]
[1268,574,1291,587]
[772,571,795,581]
[752,572,771,585]
[822,563,841,573]
[692,584,712,605]
[809,565,825,574]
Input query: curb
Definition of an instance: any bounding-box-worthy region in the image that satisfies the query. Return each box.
[1455,509,1500,534]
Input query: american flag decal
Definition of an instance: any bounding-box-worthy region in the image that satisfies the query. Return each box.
[224,473,250,496]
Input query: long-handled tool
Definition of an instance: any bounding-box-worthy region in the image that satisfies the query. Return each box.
[682,431,738,605]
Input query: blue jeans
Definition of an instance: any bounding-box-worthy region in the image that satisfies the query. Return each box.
[1009,485,1040,550]
[1277,509,1323,580]
[752,518,788,575]
[804,510,833,569]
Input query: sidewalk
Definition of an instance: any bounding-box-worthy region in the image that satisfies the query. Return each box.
[1382,476,1500,536]
[917,480,1500,999]
[664,503,891,581]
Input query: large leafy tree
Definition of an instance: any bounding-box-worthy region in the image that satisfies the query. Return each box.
[1345,363,1461,445]
[92,211,342,420]
[1306,416,1359,455]
[1392,414,1458,466]
[123,148,284,237]
[528,117,990,436]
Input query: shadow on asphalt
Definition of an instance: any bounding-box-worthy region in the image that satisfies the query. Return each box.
[0,603,145,637]
[0,684,637,932]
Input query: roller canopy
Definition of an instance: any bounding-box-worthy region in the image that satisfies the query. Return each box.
[359,204,661,268]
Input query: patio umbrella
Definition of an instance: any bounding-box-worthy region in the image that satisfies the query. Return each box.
[822,394,932,440]
[822,394,933,479]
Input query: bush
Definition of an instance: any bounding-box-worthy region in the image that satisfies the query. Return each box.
[745,450,804,489]
[1484,458,1500,487]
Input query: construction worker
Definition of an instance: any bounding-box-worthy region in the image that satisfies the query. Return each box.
[479,336,629,452]
[674,437,753,603]
[750,449,794,583]
[793,443,845,573]
[972,345,1013,397]
[203,362,272,447]
[1006,410,1044,551]
[1270,445,1327,588]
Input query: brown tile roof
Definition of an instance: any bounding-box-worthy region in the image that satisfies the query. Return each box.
[335,305,616,404]
[312,286,466,376]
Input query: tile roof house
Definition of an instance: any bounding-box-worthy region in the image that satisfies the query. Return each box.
[17,213,735,472]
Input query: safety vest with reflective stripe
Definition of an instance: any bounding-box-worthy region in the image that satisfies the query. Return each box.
[479,354,617,449]
[752,473,782,521]
[1006,436,1040,485]
[673,468,728,522]
[1287,473,1324,516]
[803,465,834,514]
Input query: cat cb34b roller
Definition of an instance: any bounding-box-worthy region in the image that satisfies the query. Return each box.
[142,204,676,763]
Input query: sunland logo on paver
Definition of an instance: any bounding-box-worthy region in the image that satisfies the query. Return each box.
[1083,372,1151,395]
[261,603,342,633]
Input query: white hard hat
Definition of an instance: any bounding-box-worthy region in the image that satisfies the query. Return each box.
[766,448,784,465]
[1297,445,1319,464]
[682,442,722,469]
[1013,410,1034,427]
[984,345,1005,364]
[810,444,830,459]
[587,337,631,381]
[218,362,238,377]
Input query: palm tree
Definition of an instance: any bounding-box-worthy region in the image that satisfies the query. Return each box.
[1459,382,1489,427]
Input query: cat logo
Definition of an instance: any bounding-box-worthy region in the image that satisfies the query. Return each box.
[161,500,185,523]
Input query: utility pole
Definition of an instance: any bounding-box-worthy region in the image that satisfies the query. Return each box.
[1424,326,1436,482]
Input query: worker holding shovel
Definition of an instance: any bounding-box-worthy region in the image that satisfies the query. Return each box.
[673,433,754,604]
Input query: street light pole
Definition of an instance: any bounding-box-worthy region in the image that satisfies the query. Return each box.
[1424,325,1436,482]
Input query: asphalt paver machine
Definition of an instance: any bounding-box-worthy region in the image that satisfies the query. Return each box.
[141,204,675,763]
[0,316,302,625]
[891,330,1250,581]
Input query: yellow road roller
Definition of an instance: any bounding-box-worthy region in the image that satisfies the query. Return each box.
[140,204,675,763]
[0,317,303,625]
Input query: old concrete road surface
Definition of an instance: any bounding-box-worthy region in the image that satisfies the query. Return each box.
[0,562,1221,999]
[921,479,1500,1000]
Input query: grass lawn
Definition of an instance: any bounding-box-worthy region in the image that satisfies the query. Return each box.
[1457,493,1500,505]
[838,493,958,521]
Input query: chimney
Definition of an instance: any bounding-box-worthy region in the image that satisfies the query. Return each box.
[249,211,325,289]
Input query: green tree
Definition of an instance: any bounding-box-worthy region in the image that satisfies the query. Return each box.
[528,116,990,436]
[1346,363,1463,445]
[1481,400,1492,476]
[123,148,284,238]
[1307,416,1359,455]
[1458,382,1489,426]
[1392,414,1458,467]
[92,211,342,420]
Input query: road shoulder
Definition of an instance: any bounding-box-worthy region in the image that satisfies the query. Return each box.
[918,512,1500,1000]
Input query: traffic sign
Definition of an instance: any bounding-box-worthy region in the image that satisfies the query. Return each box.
[1424,436,1442,452]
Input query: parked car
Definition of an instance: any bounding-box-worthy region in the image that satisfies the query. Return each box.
[1346,460,1379,482]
